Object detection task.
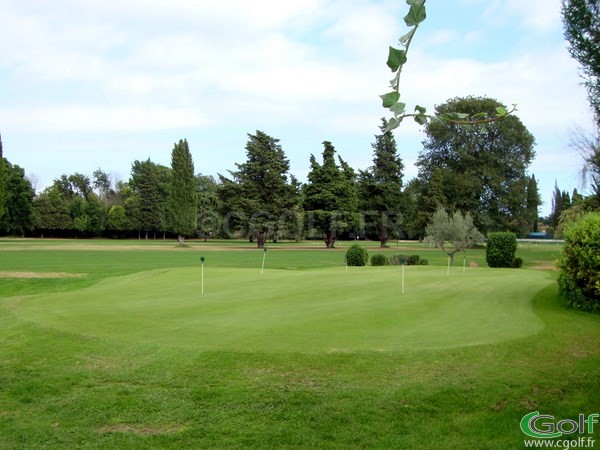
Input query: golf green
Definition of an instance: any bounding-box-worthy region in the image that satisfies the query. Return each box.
[12,266,548,352]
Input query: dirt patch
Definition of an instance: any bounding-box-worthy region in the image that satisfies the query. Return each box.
[0,272,86,279]
[530,261,558,271]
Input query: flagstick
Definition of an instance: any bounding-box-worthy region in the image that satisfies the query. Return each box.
[200,256,205,296]
[463,253,466,274]
[261,248,267,276]
[447,256,451,276]
[345,256,348,273]
[402,263,405,294]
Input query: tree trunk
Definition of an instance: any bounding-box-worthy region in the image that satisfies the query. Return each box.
[256,231,267,248]
[380,212,389,247]
[324,230,336,248]
[145,230,148,240]
[178,235,185,246]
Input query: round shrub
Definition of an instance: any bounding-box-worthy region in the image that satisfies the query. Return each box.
[370,254,388,266]
[558,212,600,312]
[419,258,429,266]
[486,232,517,268]
[512,257,523,268]
[345,244,368,267]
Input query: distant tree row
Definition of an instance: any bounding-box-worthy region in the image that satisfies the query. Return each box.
[2,96,571,246]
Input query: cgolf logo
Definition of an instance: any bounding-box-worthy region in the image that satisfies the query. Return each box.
[520,411,598,440]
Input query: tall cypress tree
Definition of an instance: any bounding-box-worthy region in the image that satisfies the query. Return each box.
[0,132,5,222]
[526,175,541,232]
[218,131,300,247]
[359,119,404,246]
[169,139,197,245]
[304,141,359,248]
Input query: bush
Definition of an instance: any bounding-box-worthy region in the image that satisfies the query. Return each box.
[558,212,600,312]
[371,254,389,266]
[419,258,429,266]
[407,255,421,265]
[486,232,517,268]
[346,244,368,267]
[512,257,523,269]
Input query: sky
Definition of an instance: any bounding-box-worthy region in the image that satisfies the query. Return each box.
[0,0,595,216]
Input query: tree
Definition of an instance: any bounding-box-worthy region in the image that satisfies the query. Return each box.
[169,139,197,245]
[304,141,359,248]
[416,96,536,233]
[219,131,300,247]
[568,123,600,205]
[1,161,35,236]
[359,119,404,246]
[0,133,5,222]
[425,207,484,265]
[196,174,222,241]
[93,169,116,204]
[130,159,163,239]
[33,186,72,237]
[107,205,128,237]
[526,175,541,233]
[562,0,600,124]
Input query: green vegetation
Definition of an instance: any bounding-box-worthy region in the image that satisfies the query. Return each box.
[345,243,368,266]
[0,240,598,449]
[486,232,518,268]
[558,212,600,311]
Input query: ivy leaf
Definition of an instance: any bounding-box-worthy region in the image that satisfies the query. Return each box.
[404,3,426,27]
[415,105,427,114]
[387,47,407,72]
[472,112,489,120]
[495,106,507,116]
[399,28,416,46]
[414,114,428,125]
[380,91,401,108]
[390,102,407,114]
[385,117,401,132]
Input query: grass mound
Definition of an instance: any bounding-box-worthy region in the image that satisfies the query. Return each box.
[14,266,547,352]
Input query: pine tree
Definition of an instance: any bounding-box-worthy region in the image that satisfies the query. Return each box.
[304,141,359,248]
[218,131,300,247]
[169,139,197,245]
[359,119,404,246]
[526,175,541,232]
[0,132,5,222]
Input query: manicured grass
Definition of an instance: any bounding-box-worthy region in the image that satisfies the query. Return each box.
[0,240,598,449]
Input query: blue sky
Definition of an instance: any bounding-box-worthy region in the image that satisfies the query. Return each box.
[0,0,594,216]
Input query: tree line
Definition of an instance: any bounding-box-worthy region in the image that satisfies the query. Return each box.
[1,95,583,247]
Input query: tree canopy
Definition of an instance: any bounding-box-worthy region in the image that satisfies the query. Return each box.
[562,0,600,124]
[219,131,300,247]
[304,141,359,248]
[359,119,405,246]
[169,139,197,245]
[416,96,536,234]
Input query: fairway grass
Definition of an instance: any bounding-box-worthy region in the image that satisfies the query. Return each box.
[12,266,547,352]
[0,240,598,449]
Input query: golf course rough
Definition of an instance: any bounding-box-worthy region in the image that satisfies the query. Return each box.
[12,266,546,352]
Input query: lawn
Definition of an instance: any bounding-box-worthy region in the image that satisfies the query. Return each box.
[0,239,597,449]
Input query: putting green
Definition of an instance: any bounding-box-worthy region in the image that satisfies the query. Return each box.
[12,266,549,352]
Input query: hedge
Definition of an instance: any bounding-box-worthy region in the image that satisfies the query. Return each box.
[486,232,517,268]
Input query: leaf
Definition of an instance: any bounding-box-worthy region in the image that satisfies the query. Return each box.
[404,3,426,26]
[380,92,401,108]
[390,102,407,114]
[399,28,416,46]
[414,114,428,126]
[471,112,489,120]
[495,106,507,116]
[387,47,407,72]
[385,117,401,132]
[414,105,427,114]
